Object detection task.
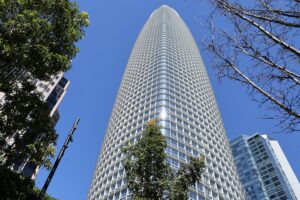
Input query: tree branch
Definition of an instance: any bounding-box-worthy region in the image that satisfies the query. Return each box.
[216,0,300,58]
[207,42,300,119]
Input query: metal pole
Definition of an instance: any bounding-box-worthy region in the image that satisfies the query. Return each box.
[39,118,80,199]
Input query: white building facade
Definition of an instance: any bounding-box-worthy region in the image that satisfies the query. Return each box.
[0,69,70,179]
[88,5,245,200]
[0,70,69,118]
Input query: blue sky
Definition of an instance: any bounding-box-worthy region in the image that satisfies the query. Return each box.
[35,1,300,199]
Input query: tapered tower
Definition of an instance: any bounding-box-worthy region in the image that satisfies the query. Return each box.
[88,5,245,200]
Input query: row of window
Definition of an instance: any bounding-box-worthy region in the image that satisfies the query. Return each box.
[90,7,243,200]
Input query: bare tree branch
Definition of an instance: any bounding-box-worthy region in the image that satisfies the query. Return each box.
[202,0,300,132]
[207,40,300,118]
[216,0,300,58]
[257,0,300,18]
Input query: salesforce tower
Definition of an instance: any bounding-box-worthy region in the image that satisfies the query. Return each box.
[88,5,245,200]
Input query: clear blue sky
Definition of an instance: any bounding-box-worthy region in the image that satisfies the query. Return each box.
[35,1,300,199]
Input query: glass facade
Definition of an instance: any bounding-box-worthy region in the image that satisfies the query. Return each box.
[88,5,245,200]
[231,134,300,200]
[230,135,269,200]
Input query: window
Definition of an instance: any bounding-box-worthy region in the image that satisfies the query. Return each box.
[121,189,127,197]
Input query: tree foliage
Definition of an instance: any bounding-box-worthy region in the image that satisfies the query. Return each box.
[0,81,57,170]
[202,0,300,132]
[0,0,88,197]
[169,157,205,200]
[0,0,89,83]
[122,120,205,200]
[122,120,171,199]
[0,165,57,200]
[0,0,88,168]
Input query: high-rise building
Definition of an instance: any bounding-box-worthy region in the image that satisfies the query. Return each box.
[230,134,300,200]
[34,73,70,124]
[0,70,70,179]
[88,5,245,200]
[0,70,69,119]
[20,73,70,179]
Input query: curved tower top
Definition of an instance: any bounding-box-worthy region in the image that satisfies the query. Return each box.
[88,5,245,200]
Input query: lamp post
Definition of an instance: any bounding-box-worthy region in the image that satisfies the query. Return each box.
[39,118,80,199]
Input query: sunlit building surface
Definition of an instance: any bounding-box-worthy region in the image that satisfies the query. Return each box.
[231,134,300,200]
[20,74,70,179]
[88,5,245,200]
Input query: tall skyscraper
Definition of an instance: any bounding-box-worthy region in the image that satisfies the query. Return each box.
[230,134,300,200]
[88,5,245,200]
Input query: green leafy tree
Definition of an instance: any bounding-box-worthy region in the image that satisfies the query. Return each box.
[122,119,205,200]
[122,120,171,199]
[0,0,89,166]
[0,0,89,198]
[170,157,205,200]
[0,0,89,84]
[0,165,57,200]
[0,81,57,170]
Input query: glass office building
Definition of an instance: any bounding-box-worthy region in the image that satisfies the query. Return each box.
[231,134,300,200]
[88,5,245,200]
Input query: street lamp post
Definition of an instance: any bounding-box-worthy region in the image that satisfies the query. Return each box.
[39,118,80,199]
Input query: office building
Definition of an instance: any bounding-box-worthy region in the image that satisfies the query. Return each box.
[0,70,69,119]
[231,134,300,200]
[22,73,70,179]
[34,73,70,124]
[0,70,70,179]
[88,5,245,200]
